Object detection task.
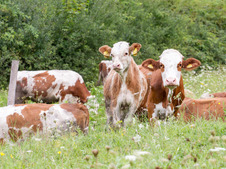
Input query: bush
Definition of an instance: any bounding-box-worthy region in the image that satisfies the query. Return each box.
[0,0,225,88]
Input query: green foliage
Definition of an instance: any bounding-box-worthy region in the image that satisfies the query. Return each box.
[0,0,225,88]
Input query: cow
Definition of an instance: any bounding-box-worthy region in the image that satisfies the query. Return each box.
[16,70,90,104]
[97,60,113,85]
[178,97,225,121]
[0,103,89,144]
[99,41,147,128]
[200,92,226,99]
[141,49,201,121]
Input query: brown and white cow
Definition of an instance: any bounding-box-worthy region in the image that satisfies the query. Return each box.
[141,49,201,121]
[99,41,147,128]
[97,60,113,85]
[0,103,89,143]
[16,70,90,104]
[178,97,225,121]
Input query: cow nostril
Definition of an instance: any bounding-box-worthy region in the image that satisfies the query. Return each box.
[166,79,169,82]
[173,79,176,82]
[117,64,120,68]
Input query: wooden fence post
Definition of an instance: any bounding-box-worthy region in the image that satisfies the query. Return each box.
[7,60,19,106]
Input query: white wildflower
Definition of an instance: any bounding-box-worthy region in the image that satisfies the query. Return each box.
[209,147,226,152]
[138,124,144,129]
[26,150,33,153]
[125,155,137,161]
[133,150,151,156]
[132,135,141,143]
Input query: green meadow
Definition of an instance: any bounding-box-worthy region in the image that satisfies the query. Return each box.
[0,68,225,169]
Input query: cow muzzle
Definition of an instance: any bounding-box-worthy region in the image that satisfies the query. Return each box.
[165,77,178,89]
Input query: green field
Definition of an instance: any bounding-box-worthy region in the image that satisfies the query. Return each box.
[0,68,225,169]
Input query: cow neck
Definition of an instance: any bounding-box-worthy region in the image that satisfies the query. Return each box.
[119,57,133,82]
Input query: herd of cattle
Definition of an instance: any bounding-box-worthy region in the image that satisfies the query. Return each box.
[0,41,225,143]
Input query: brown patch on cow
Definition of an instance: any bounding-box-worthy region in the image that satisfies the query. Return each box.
[97,62,109,85]
[179,98,225,121]
[21,77,27,87]
[32,71,56,98]
[59,80,90,103]
[6,104,53,141]
[177,62,182,71]
[104,71,122,108]
[126,59,142,103]
[60,103,89,133]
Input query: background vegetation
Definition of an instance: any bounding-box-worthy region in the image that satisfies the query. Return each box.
[0,0,225,88]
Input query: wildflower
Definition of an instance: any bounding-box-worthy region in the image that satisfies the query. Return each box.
[138,124,144,129]
[92,149,99,157]
[208,158,216,164]
[209,147,226,152]
[10,154,13,159]
[190,124,195,128]
[105,146,111,152]
[0,152,5,156]
[125,155,137,161]
[26,150,33,153]
[84,155,91,161]
[57,151,62,154]
[160,158,169,163]
[210,130,215,136]
[132,135,141,143]
[108,163,116,169]
[133,150,150,156]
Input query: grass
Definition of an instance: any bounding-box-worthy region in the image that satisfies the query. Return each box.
[0,68,225,169]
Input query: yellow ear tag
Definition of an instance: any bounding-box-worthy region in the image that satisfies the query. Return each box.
[103,51,109,58]
[187,64,192,68]
[133,48,138,56]
[148,64,153,69]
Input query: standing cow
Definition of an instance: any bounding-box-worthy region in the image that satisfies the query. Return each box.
[99,41,147,128]
[16,70,90,104]
[97,60,113,85]
[0,103,89,143]
[141,49,201,121]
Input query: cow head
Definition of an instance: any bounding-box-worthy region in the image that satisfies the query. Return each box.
[142,49,201,89]
[99,42,141,74]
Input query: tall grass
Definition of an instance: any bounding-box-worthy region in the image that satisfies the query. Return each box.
[0,69,225,168]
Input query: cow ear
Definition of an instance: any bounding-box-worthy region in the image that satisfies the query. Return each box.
[129,43,142,56]
[142,59,159,71]
[99,45,112,58]
[182,58,201,71]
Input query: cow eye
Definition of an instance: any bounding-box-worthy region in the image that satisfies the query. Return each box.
[125,52,128,56]
[111,54,114,57]
[160,64,164,69]
[179,63,182,67]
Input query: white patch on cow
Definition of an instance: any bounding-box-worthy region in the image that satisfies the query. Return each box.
[152,102,174,120]
[61,94,79,103]
[0,105,26,140]
[111,42,131,73]
[159,49,183,87]
[40,105,77,134]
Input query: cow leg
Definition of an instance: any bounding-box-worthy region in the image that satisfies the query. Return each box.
[15,84,26,104]
[105,99,114,130]
[123,105,136,127]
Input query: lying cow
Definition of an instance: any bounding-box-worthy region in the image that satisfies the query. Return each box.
[0,103,89,143]
[141,49,201,121]
[178,97,225,121]
[97,60,113,85]
[99,41,147,128]
[16,70,90,104]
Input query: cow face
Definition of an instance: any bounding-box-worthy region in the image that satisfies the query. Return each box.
[142,49,201,88]
[99,42,141,74]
